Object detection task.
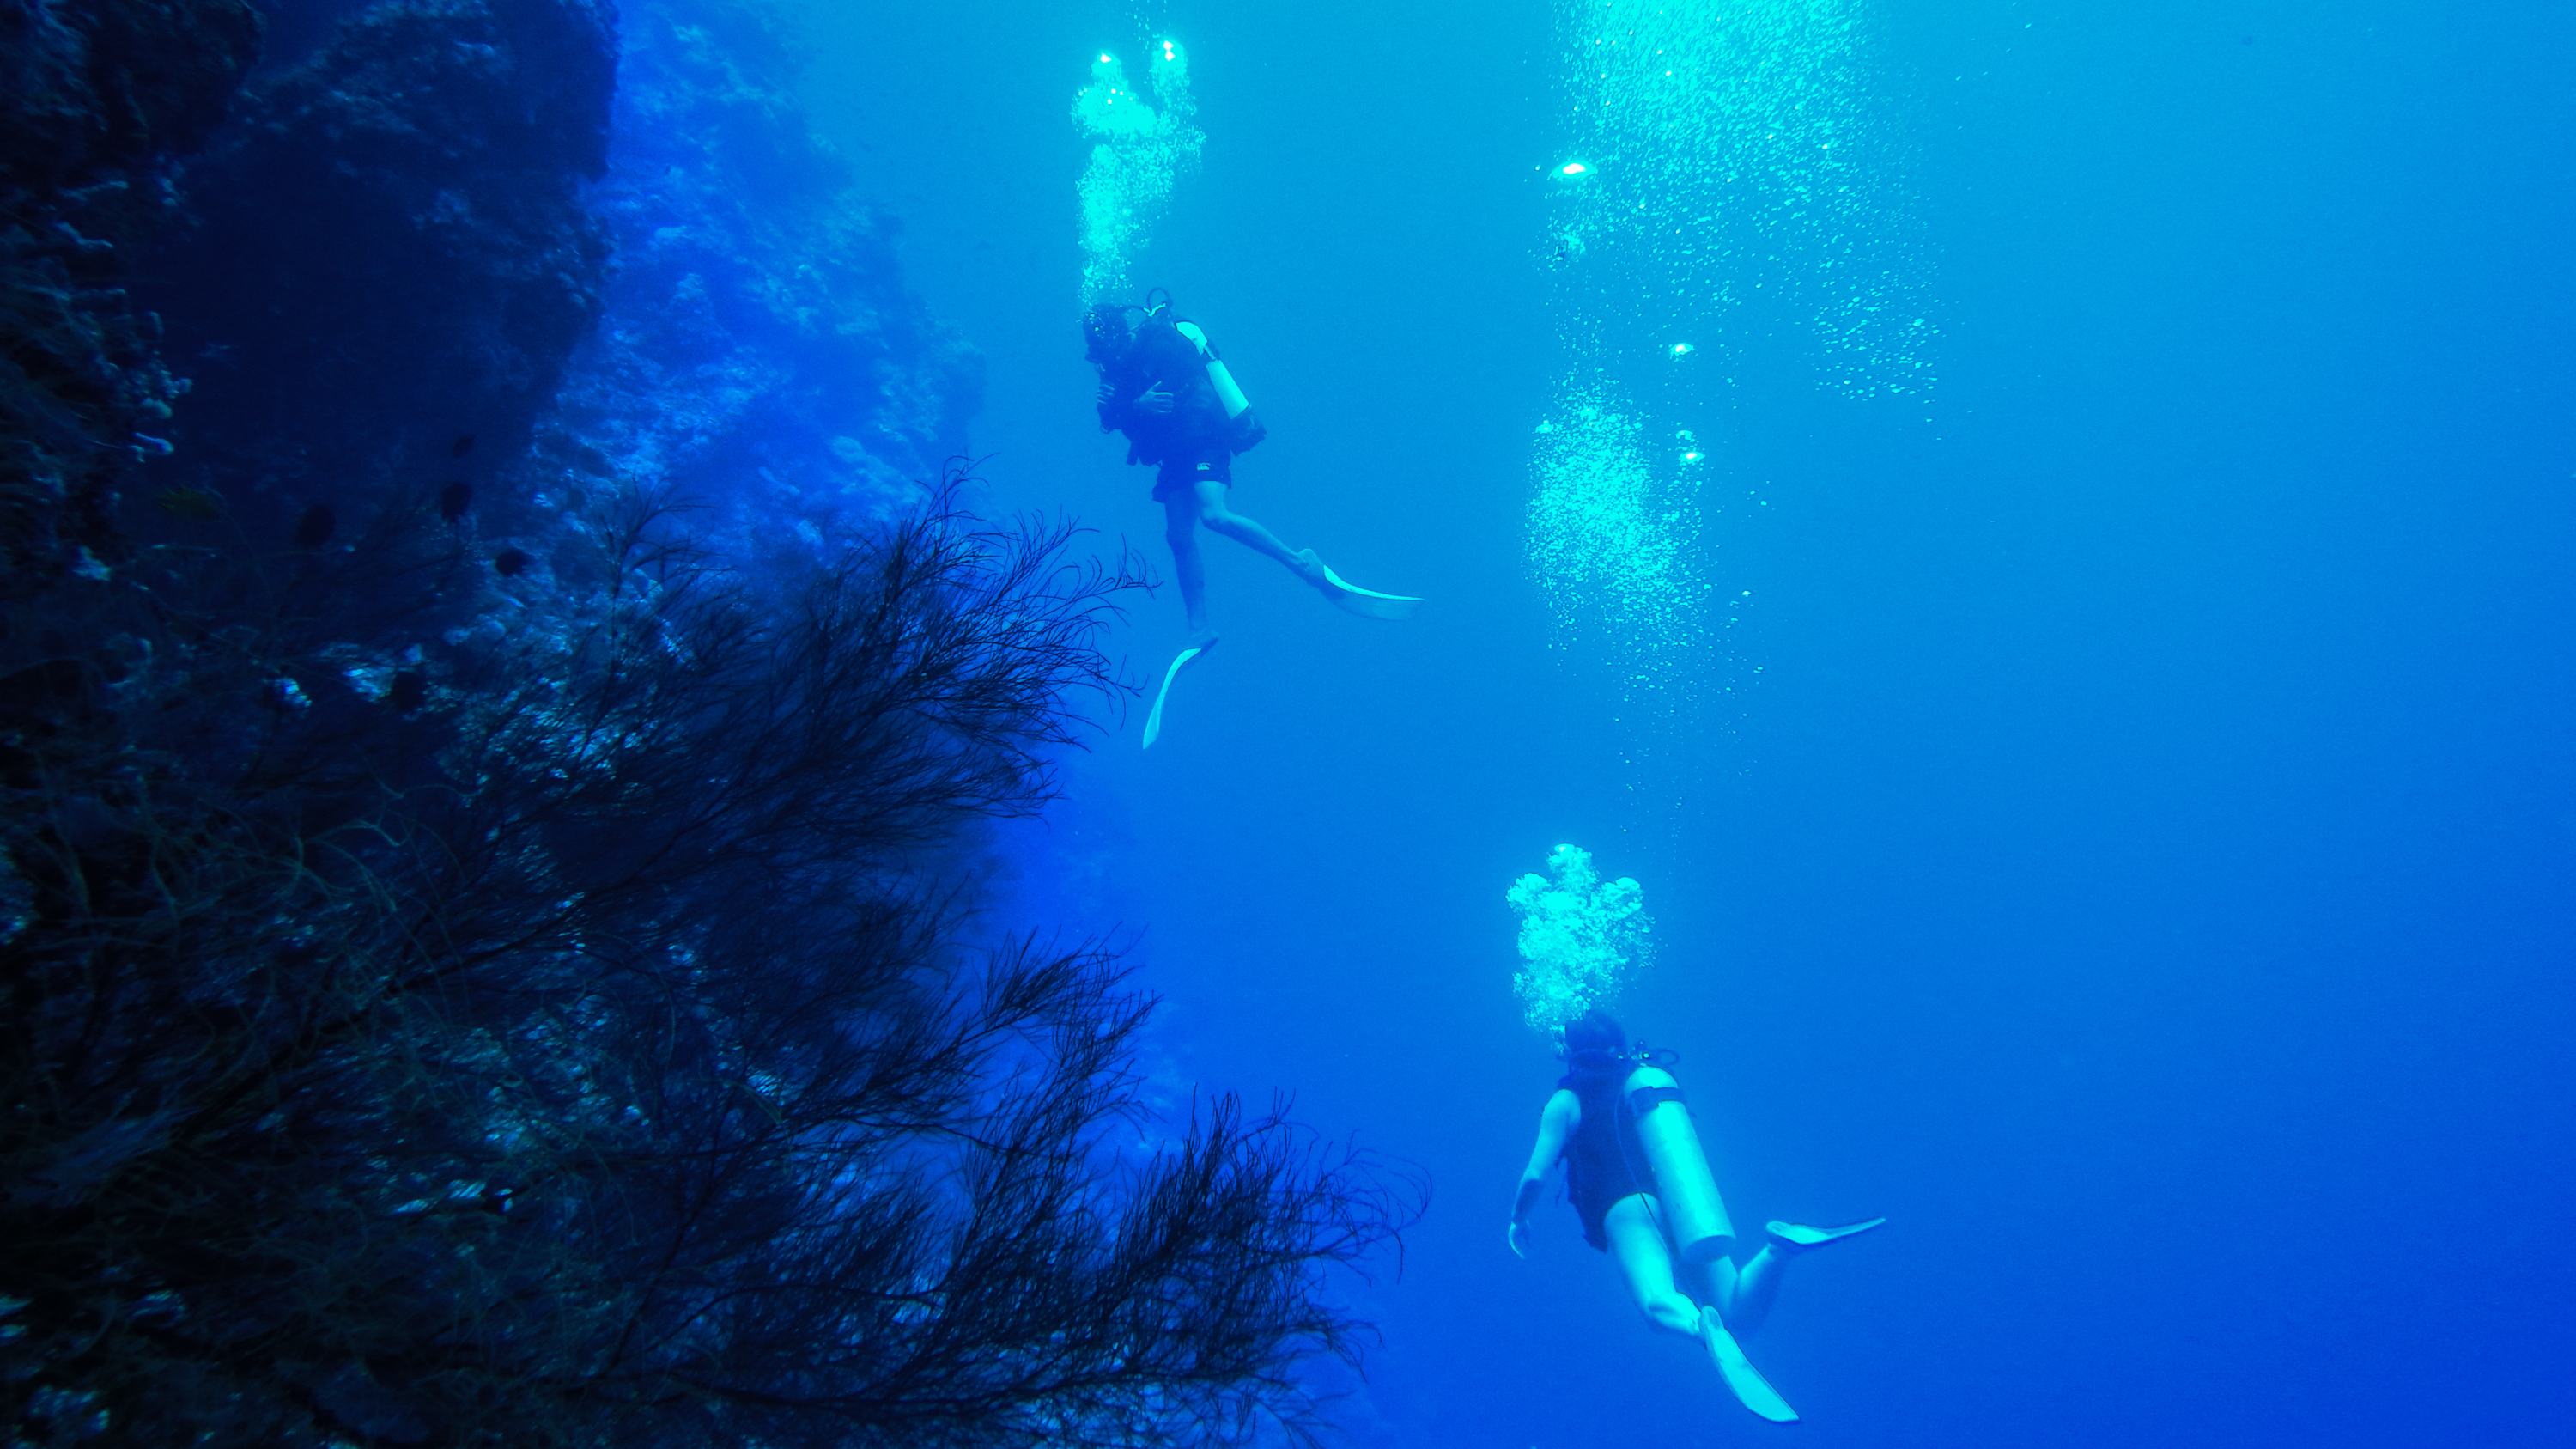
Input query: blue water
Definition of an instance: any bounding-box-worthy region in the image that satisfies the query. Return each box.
[796,2,2576,1444]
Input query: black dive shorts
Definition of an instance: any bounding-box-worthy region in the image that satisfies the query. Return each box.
[1151,449,1233,502]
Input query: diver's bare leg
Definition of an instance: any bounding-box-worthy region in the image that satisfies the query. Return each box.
[1192,479,1328,588]
[1604,1195,1702,1338]
[1163,492,1215,646]
[1609,1196,1796,1421]
[1707,1218,1886,1338]
[1704,1246,1789,1338]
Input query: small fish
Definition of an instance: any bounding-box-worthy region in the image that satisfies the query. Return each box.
[292,505,336,549]
[437,481,472,522]
[153,487,223,521]
[450,433,476,458]
[493,547,531,576]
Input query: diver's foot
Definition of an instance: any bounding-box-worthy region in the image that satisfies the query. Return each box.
[1766,1217,1886,1253]
[1291,547,1333,593]
[1295,549,1425,620]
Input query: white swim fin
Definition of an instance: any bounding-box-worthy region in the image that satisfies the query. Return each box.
[1766,1217,1886,1251]
[1702,1311,1799,1423]
[1141,644,1206,749]
[1317,562,1422,621]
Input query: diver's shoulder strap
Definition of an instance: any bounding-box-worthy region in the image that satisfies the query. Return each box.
[1622,1063,1689,1117]
[1629,1082,1687,1114]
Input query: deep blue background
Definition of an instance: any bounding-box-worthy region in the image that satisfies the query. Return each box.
[790,2,2576,1444]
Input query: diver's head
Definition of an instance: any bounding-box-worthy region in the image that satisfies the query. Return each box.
[1561,1008,1628,1068]
[1081,303,1133,364]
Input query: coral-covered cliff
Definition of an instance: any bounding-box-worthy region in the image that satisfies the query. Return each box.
[1,0,260,590]
[2,3,1395,1445]
[542,0,980,569]
[146,0,617,537]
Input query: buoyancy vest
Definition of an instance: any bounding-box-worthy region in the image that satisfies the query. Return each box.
[1096,312,1266,464]
[1558,1062,1651,1251]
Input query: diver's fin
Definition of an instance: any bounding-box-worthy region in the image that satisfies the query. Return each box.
[1317,562,1423,621]
[1766,1217,1887,1251]
[1141,645,1206,750]
[1703,1312,1799,1423]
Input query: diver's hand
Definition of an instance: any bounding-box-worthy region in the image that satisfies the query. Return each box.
[1136,387,1176,414]
[1096,382,1118,405]
[1507,1219,1530,1259]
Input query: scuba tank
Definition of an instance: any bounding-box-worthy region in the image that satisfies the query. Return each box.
[1623,1058,1735,1264]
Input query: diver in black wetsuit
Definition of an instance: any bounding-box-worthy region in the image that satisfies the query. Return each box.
[1084,293,1409,654]
[1509,1009,1884,1423]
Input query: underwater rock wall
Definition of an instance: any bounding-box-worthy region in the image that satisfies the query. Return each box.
[6,3,1400,1443]
[146,0,617,541]
[538,0,979,574]
[116,0,980,702]
[0,0,261,593]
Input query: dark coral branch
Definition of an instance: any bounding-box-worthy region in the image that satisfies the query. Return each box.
[2,459,1406,1446]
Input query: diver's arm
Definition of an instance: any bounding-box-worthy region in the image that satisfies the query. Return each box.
[1096,381,1176,430]
[1508,1088,1580,1257]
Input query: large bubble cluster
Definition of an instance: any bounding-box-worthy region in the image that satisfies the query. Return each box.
[1509,844,1655,1038]
[1528,388,1705,710]
[1072,40,1201,304]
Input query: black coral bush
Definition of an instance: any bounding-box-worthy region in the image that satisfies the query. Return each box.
[0,478,1409,1446]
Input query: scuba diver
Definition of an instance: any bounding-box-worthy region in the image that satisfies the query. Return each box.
[1083,291,1419,745]
[1509,1009,1885,1423]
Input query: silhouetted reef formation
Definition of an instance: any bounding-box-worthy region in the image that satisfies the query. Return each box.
[147,0,616,533]
[1,0,262,591]
[2,2,1408,1444]
[544,0,980,571]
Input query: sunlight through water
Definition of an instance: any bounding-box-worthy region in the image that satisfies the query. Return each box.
[1072,39,1202,303]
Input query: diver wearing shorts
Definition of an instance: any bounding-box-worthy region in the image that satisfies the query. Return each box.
[1086,291,1342,651]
